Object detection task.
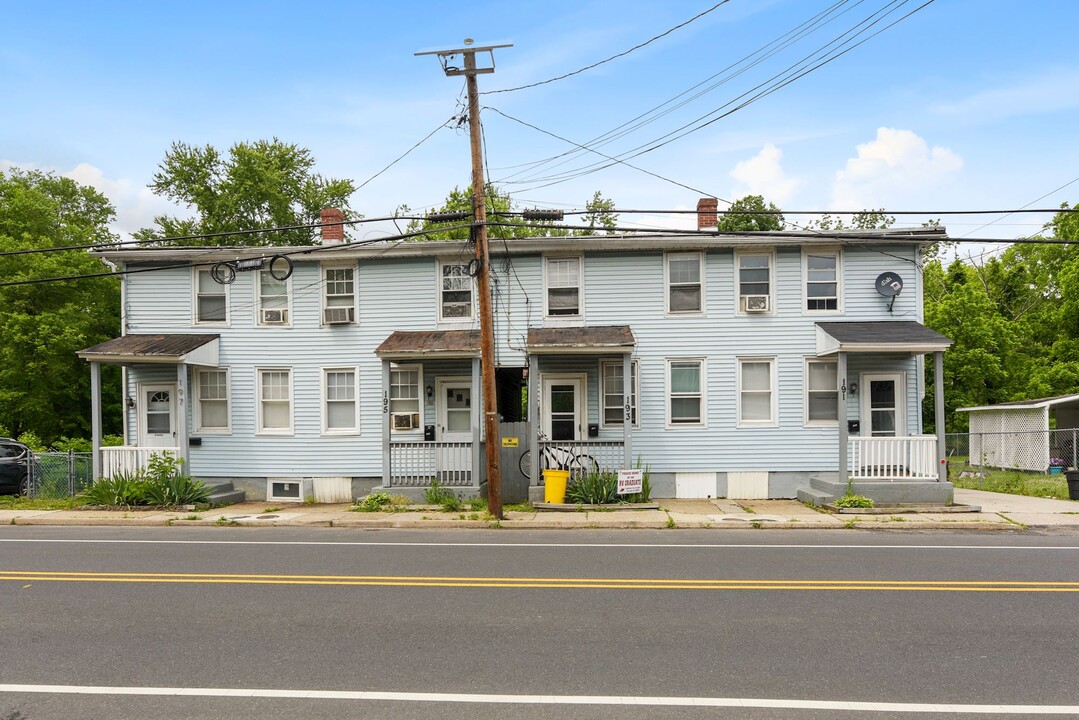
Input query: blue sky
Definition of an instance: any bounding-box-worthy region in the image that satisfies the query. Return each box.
[3,0,1077,256]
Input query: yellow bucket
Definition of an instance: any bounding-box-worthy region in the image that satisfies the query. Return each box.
[542,469,570,504]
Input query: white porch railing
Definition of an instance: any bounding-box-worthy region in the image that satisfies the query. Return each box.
[389,442,475,487]
[100,446,181,479]
[850,436,938,480]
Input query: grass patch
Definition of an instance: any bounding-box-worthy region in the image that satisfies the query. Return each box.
[0,495,88,511]
[424,481,461,512]
[950,464,1071,500]
[504,502,535,512]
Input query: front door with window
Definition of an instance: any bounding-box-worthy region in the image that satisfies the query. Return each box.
[140,384,177,447]
[437,378,472,479]
[861,374,905,437]
[542,375,585,442]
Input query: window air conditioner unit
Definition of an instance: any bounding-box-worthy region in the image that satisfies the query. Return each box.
[261,308,288,324]
[323,307,354,324]
[742,295,769,313]
[392,412,419,431]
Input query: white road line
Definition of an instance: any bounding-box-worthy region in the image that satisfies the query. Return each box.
[0,684,1075,714]
[1,538,1078,550]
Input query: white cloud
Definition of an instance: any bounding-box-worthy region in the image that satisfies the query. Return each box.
[1,160,178,239]
[831,128,963,209]
[729,143,797,205]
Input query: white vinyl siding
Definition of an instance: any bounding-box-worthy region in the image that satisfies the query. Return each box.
[194,269,227,324]
[736,250,773,314]
[257,368,292,435]
[666,252,703,314]
[322,266,355,323]
[545,256,582,317]
[738,357,776,427]
[805,248,841,312]
[438,261,473,322]
[323,367,358,434]
[667,359,704,427]
[258,270,291,325]
[805,358,839,424]
[600,360,638,427]
[195,369,229,433]
[390,366,421,432]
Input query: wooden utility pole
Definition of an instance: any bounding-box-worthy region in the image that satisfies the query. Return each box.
[417,40,511,519]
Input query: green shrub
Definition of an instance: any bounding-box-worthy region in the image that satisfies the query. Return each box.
[425,480,461,511]
[834,492,874,509]
[51,437,93,453]
[16,431,46,452]
[567,471,619,504]
[353,492,394,512]
[141,474,211,506]
[81,473,148,507]
[102,435,125,447]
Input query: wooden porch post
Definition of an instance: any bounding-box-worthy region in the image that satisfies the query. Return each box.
[529,353,540,484]
[838,351,848,483]
[381,359,391,488]
[176,364,189,470]
[90,361,102,481]
[472,356,482,488]
[623,352,632,470]
[934,350,946,483]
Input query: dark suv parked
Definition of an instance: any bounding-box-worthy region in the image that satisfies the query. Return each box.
[0,438,32,495]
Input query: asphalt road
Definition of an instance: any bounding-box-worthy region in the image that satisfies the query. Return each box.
[2,526,1079,719]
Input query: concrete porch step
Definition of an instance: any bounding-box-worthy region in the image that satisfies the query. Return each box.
[201,480,245,507]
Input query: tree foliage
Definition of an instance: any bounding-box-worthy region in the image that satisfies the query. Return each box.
[0,169,122,442]
[135,138,358,246]
[716,195,785,232]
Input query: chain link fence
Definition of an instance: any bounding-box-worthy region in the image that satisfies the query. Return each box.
[946,429,1079,473]
[27,451,94,499]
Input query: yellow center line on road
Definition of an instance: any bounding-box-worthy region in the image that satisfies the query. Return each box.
[2,570,1079,591]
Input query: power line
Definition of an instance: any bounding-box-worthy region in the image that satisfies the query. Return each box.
[355,115,457,191]
[957,175,1079,238]
[483,2,731,95]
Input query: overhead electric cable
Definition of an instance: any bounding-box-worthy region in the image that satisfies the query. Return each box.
[355,115,456,191]
[957,175,1079,238]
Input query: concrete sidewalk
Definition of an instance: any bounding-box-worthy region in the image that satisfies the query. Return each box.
[1,489,1076,531]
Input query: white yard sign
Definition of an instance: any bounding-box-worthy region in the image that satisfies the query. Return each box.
[617,469,643,495]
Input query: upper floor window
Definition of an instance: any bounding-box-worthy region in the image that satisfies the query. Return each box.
[738,357,777,426]
[737,251,773,314]
[194,269,227,324]
[195,369,230,433]
[389,365,421,432]
[322,266,355,324]
[668,358,704,426]
[805,359,838,424]
[257,368,292,434]
[258,270,290,326]
[601,360,639,427]
[805,249,840,312]
[439,261,473,322]
[323,367,359,434]
[666,252,703,314]
[545,256,582,317]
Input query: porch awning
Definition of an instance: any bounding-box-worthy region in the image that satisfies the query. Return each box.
[375,329,480,359]
[526,325,635,355]
[77,334,220,366]
[815,321,951,356]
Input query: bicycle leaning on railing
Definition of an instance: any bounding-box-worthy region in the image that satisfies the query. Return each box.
[518,435,599,480]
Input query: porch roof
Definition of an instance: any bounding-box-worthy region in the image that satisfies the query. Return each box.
[526,325,635,355]
[375,329,480,359]
[815,321,951,356]
[77,334,220,366]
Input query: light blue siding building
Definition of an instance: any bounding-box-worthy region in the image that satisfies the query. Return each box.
[80,202,953,504]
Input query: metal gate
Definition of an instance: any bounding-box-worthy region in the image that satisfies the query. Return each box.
[499,422,530,504]
[28,451,94,499]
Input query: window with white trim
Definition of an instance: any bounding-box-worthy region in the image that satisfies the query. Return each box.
[195,369,229,433]
[194,269,227,324]
[737,251,772,313]
[738,357,776,426]
[668,359,703,426]
[258,270,290,325]
[601,360,639,427]
[666,252,702,313]
[389,366,421,432]
[439,262,473,321]
[545,256,582,317]
[322,266,355,324]
[805,359,839,424]
[323,367,358,433]
[805,249,840,312]
[257,369,292,434]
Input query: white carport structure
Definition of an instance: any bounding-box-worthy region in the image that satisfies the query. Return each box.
[957,394,1079,471]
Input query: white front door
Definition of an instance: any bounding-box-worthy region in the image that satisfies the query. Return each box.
[542,375,585,442]
[140,384,177,448]
[861,373,905,437]
[437,378,472,477]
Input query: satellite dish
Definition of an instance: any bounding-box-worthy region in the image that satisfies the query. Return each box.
[875,272,903,297]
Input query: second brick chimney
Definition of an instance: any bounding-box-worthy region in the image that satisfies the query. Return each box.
[320,208,345,244]
[696,197,718,230]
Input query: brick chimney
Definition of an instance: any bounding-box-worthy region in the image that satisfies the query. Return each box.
[320,208,345,245]
[696,197,718,230]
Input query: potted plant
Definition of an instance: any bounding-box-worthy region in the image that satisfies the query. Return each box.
[1049,457,1067,475]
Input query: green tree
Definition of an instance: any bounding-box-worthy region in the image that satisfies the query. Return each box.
[715,195,785,232]
[805,209,895,231]
[135,138,357,246]
[0,169,122,442]
[581,191,618,233]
